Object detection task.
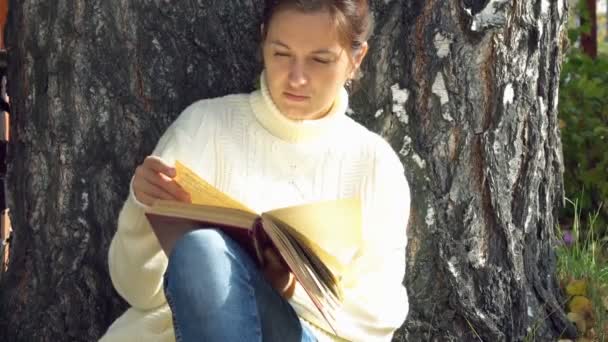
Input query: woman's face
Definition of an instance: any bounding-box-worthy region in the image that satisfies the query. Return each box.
[262,9,367,120]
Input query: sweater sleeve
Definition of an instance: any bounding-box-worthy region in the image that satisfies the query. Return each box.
[290,139,411,342]
[108,103,207,310]
[336,140,411,341]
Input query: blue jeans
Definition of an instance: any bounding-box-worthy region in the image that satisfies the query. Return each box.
[163,229,318,342]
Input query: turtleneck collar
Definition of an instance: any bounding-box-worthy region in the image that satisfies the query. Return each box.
[249,71,349,143]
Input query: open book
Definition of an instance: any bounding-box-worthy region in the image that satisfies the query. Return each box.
[145,161,362,333]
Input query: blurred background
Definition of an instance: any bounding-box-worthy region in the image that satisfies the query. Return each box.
[561,0,608,229]
[558,1,608,340]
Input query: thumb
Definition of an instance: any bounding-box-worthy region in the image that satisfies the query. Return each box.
[263,248,285,270]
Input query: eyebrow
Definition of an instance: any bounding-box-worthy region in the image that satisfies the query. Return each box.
[270,40,337,55]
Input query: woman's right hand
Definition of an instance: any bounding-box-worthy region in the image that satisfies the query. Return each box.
[132,156,191,206]
[262,247,296,299]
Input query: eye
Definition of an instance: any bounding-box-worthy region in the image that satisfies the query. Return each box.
[313,58,331,64]
[274,52,290,57]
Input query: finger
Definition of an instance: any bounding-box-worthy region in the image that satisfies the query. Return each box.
[134,167,186,201]
[138,165,190,201]
[263,248,286,270]
[159,178,191,202]
[133,175,175,203]
[141,182,179,202]
[143,156,176,178]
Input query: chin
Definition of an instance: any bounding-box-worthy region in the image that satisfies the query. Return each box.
[277,98,329,120]
[277,104,310,119]
[282,111,309,120]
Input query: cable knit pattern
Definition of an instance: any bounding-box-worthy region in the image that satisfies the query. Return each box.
[101,75,411,342]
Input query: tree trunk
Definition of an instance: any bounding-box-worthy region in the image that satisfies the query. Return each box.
[381,0,574,340]
[581,0,598,57]
[0,1,572,341]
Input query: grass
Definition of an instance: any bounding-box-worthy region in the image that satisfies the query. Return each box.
[555,199,608,340]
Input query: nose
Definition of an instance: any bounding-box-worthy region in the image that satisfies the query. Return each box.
[288,61,308,88]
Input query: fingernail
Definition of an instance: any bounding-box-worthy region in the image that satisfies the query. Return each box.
[167,167,176,177]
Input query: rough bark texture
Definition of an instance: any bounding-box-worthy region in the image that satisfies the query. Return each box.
[385,0,575,340]
[0,0,572,341]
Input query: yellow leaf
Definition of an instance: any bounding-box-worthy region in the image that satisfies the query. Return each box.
[568,296,593,316]
[566,279,588,297]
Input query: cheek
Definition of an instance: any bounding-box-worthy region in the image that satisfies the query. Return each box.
[312,68,348,91]
[265,69,286,93]
[318,61,350,81]
[262,62,282,84]
[264,60,287,80]
[305,66,336,86]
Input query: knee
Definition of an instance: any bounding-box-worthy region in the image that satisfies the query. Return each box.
[164,230,234,308]
[169,229,229,268]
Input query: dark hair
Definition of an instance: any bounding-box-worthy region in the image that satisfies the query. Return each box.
[261,0,373,53]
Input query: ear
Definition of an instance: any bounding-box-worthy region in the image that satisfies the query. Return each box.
[349,42,369,78]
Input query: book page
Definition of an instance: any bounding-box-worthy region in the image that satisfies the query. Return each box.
[261,218,339,333]
[265,198,362,269]
[174,161,255,214]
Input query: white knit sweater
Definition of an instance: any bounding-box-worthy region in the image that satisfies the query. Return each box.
[101,76,410,342]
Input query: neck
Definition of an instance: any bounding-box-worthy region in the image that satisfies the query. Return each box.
[249,71,349,143]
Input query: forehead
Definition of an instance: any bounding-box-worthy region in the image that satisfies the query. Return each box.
[266,9,344,50]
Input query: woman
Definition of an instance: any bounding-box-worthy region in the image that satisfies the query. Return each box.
[101,0,410,341]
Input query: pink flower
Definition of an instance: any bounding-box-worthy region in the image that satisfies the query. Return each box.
[562,230,574,247]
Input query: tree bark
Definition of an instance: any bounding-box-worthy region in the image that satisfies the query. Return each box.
[0,1,572,341]
[381,0,574,340]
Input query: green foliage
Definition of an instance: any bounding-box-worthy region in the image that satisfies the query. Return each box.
[559,28,608,234]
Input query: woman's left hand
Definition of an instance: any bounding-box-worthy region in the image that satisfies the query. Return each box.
[262,248,296,299]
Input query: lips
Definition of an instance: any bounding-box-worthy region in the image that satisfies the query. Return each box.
[284,92,309,102]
